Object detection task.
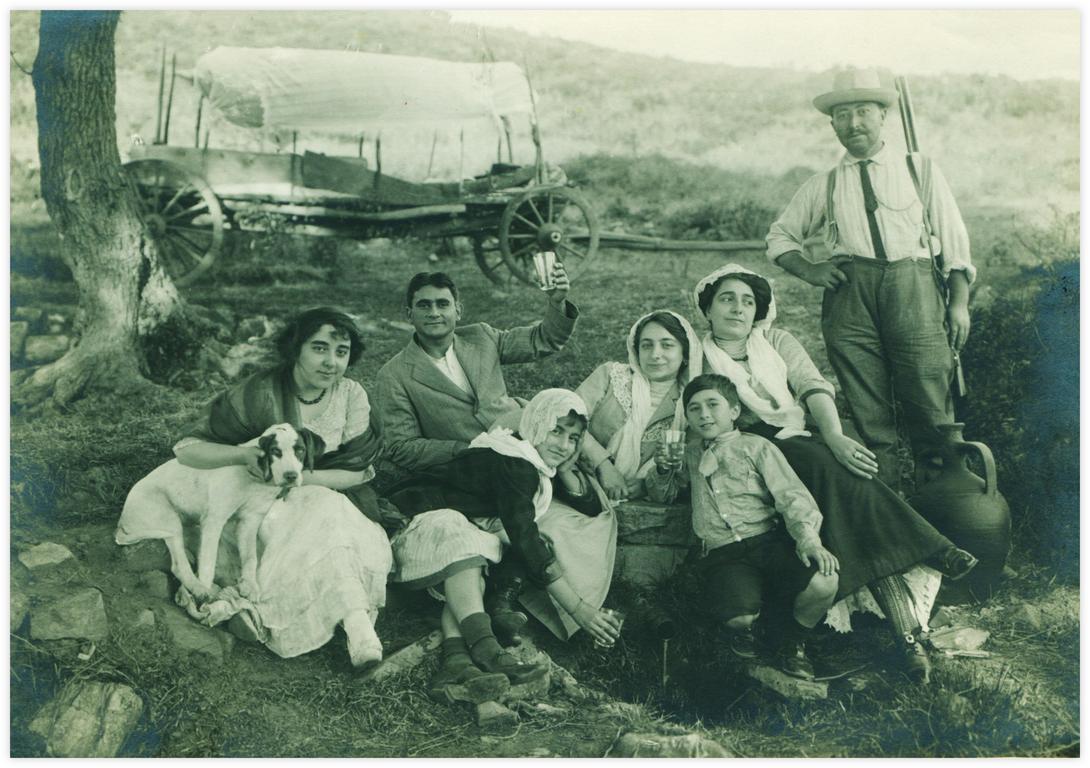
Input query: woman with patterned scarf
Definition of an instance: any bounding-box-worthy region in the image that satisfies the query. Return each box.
[386,389,621,704]
[689,264,979,683]
[575,310,702,501]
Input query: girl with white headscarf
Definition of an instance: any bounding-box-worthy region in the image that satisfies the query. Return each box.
[386,389,621,704]
[575,310,702,501]
[691,263,980,683]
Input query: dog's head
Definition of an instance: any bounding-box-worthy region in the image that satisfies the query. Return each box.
[255,424,312,489]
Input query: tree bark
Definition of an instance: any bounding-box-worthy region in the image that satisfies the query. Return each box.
[17,11,184,408]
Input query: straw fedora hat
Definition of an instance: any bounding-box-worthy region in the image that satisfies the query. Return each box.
[813,68,898,115]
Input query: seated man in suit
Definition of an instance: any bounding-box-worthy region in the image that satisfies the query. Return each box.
[374,266,578,480]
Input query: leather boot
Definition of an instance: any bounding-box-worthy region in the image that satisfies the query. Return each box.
[485,575,527,647]
[901,634,932,684]
[460,612,548,685]
[427,637,510,704]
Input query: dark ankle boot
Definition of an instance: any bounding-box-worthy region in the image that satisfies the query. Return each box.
[427,637,510,704]
[460,612,548,685]
[901,634,932,684]
[485,575,527,648]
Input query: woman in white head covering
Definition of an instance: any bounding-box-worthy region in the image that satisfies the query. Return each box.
[575,310,702,501]
[692,263,979,683]
[386,388,621,703]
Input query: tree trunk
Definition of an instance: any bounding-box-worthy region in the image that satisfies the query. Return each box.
[17,11,184,408]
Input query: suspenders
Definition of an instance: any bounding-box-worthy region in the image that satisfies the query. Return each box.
[824,152,934,254]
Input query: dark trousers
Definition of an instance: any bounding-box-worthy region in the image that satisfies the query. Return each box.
[821,257,955,491]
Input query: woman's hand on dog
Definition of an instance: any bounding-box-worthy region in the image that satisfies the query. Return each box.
[241,446,266,481]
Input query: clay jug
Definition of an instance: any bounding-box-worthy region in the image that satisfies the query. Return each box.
[908,423,1011,602]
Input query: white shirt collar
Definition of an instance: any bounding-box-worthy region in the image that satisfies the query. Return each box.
[841,141,890,167]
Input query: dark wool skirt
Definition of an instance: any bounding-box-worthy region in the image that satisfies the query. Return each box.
[744,422,954,599]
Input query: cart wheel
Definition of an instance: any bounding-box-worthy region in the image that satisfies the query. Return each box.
[498,186,599,286]
[122,158,225,286]
[472,235,514,286]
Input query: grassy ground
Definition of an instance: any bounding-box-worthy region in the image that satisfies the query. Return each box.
[10,225,1079,756]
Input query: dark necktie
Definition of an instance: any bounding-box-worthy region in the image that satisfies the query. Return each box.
[859,160,887,260]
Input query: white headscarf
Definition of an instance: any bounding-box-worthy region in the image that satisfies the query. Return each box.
[693,263,810,439]
[470,388,588,520]
[607,310,703,480]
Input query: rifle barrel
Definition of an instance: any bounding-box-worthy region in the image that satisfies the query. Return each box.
[894,76,919,153]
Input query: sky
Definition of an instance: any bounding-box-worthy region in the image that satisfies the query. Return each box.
[448,9,1080,82]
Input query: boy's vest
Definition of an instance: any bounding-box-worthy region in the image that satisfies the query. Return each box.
[824,152,936,260]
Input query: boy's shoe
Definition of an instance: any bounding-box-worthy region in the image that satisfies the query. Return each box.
[936,547,979,582]
[485,576,527,647]
[778,640,816,681]
[901,634,932,684]
[728,629,759,660]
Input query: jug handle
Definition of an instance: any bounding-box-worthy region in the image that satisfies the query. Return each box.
[959,441,998,497]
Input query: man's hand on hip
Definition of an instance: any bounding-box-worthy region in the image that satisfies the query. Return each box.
[803,256,851,289]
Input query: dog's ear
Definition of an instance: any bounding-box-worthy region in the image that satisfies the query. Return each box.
[257,433,275,482]
[298,429,325,471]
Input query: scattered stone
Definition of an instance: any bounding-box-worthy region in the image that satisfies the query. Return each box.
[614,544,687,586]
[1009,602,1043,631]
[362,630,442,682]
[236,315,273,342]
[30,588,108,641]
[928,626,990,652]
[137,571,172,599]
[528,702,568,716]
[527,747,554,757]
[18,542,77,571]
[748,665,828,700]
[612,731,732,758]
[23,335,70,365]
[476,701,518,734]
[11,320,29,359]
[1002,564,1018,579]
[13,306,44,328]
[551,662,599,701]
[936,691,975,729]
[159,609,235,663]
[11,589,31,634]
[117,539,172,572]
[498,637,552,703]
[929,606,958,629]
[133,609,156,629]
[46,313,67,334]
[616,501,694,546]
[29,681,144,757]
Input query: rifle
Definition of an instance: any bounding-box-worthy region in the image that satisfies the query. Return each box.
[893,76,967,398]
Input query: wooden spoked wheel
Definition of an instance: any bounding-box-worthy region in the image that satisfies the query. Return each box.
[122,159,225,285]
[472,234,513,286]
[498,186,599,287]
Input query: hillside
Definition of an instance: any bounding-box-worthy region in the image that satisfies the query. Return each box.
[9,10,1079,216]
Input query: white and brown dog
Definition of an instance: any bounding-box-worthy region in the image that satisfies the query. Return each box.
[116,423,321,603]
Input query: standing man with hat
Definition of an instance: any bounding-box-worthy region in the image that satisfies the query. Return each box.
[765,68,974,493]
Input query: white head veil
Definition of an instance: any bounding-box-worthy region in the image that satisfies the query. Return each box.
[607,310,702,481]
[693,263,810,439]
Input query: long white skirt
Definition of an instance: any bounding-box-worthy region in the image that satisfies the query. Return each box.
[520,500,618,640]
[171,485,392,660]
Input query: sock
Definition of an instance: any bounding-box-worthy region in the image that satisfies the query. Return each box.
[870,574,921,642]
[459,612,504,667]
[440,637,474,671]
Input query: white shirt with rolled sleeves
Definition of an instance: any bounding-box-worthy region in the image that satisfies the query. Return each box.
[765,143,975,283]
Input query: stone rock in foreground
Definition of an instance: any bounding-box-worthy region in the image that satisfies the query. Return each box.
[11,320,29,359]
[137,570,172,599]
[159,609,235,663]
[748,665,828,700]
[30,681,144,757]
[30,588,109,642]
[476,701,518,733]
[117,539,172,572]
[11,589,31,633]
[362,629,442,682]
[18,542,77,571]
[612,731,732,758]
[23,335,70,365]
[498,637,552,703]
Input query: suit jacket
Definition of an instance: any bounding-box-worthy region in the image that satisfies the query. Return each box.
[374,299,578,471]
